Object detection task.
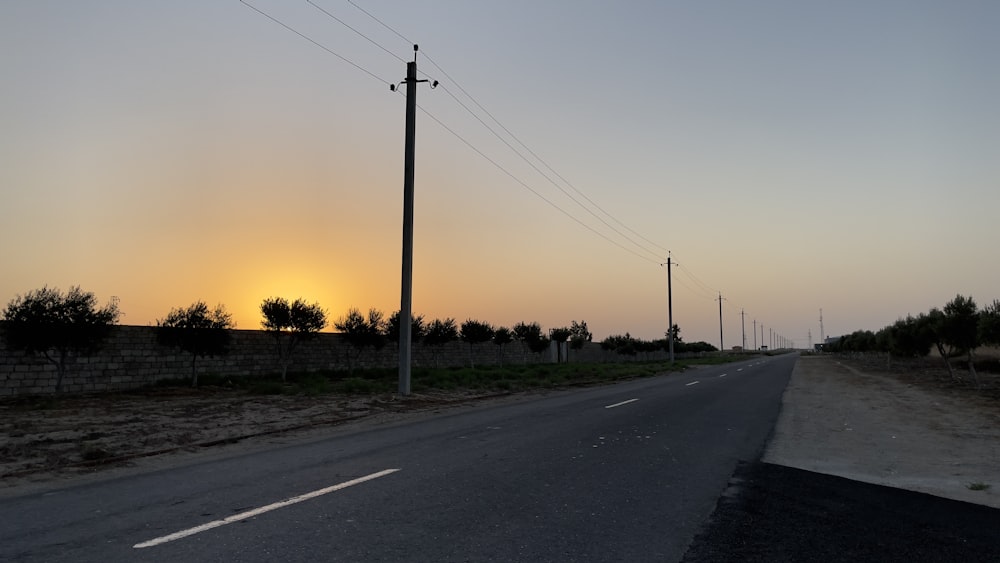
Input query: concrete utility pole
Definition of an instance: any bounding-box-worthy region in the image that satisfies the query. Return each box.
[740,308,746,352]
[760,324,764,350]
[395,45,435,396]
[717,292,725,351]
[753,319,757,351]
[664,254,675,364]
[819,308,825,345]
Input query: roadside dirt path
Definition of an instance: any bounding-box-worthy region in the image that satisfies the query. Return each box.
[0,387,500,492]
[764,355,1000,508]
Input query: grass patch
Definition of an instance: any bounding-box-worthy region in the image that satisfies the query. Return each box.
[967,482,991,491]
[143,356,752,398]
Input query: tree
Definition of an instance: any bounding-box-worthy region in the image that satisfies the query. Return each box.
[460,319,494,368]
[2,286,121,393]
[892,314,934,359]
[569,320,593,350]
[386,310,426,349]
[685,341,718,353]
[492,327,513,367]
[943,294,980,388]
[979,299,1000,349]
[923,307,957,380]
[424,318,458,368]
[666,324,682,344]
[512,322,544,363]
[527,332,551,357]
[260,297,327,382]
[334,308,386,372]
[549,327,572,363]
[156,301,233,387]
[601,333,637,357]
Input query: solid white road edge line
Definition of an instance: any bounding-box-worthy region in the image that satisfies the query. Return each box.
[686,381,700,386]
[133,468,401,549]
[605,398,639,409]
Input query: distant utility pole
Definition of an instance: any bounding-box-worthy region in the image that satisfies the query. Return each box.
[753,319,757,351]
[663,254,675,364]
[760,324,764,351]
[770,328,773,350]
[808,329,812,350]
[819,308,825,344]
[717,292,725,351]
[740,308,746,352]
[394,45,436,396]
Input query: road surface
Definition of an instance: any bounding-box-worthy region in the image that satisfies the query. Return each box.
[1,355,794,562]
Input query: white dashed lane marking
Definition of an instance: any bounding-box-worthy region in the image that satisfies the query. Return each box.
[133,469,401,549]
[605,399,639,409]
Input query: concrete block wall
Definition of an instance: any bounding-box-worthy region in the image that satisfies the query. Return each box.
[1,326,668,397]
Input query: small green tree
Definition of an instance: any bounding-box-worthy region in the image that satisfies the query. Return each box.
[923,307,957,380]
[1,286,121,393]
[528,332,551,357]
[156,301,233,387]
[549,327,571,363]
[511,322,550,362]
[334,308,386,373]
[424,318,458,368]
[943,294,980,388]
[979,299,1000,349]
[601,333,637,357]
[493,327,513,367]
[569,320,593,351]
[386,310,426,349]
[666,324,682,344]
[260,297,327,382]
[460,319,494,368]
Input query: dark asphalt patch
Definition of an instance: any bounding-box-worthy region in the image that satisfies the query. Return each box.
[683,461,1000,562]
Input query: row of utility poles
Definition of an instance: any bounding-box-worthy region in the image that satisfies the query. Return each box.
[662,260,797,355]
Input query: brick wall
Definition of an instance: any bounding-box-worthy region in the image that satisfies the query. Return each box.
[0,326,669,397]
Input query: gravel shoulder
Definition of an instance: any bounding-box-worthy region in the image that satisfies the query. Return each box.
[763,355,1000,508]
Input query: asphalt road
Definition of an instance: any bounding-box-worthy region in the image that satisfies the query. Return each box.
[683,461,1000,562]
[1,354,795,562]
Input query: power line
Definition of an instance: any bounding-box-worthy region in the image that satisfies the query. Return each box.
[345,0,411,45]
[306,0,407,63]
[416,104,661,265]
[342,0,668,258]
[239,0,391,85]
[247,2,660,266]
[435,83,663,262]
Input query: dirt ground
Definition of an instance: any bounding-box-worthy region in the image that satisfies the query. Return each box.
[764,355,1000,508]
[3,355,999,509]
[0,386,505,493]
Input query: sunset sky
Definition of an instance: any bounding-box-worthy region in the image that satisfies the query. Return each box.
[2,1,998,348]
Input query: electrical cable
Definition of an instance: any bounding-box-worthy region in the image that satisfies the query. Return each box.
[305,0,407,63]
[239,0,392,85]
[342,0,669,259]
[416,103,662,265]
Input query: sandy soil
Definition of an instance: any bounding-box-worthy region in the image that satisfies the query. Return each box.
[0,386,504,494]
[764,355,1000,508]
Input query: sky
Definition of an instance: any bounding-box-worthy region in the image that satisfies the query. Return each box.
[2,1,998,348]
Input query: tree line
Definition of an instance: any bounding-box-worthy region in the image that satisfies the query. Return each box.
[599,324,718,357]
[825,294,1000,388]
[0,285,625,391]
